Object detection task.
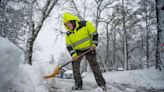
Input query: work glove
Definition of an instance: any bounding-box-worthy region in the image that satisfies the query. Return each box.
[89,46,96,53]
[72,56,79,62]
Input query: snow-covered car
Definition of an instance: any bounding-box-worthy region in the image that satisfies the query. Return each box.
[118,67,124,71]
[56,68,67,78]
[63,70,74,79]
[63,70,86,79]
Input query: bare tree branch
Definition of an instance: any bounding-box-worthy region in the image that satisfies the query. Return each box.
[71,0,83,20]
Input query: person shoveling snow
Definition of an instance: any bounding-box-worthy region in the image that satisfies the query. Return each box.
[44,12,107,92]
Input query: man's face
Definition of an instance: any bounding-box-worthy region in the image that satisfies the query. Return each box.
[65,21,74,30]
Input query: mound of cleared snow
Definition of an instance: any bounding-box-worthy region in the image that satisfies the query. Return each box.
[0,37,50,92]
[18,64,49,92]
[0,37,23,92]
[83,68,164,91]
[103,68,164,90]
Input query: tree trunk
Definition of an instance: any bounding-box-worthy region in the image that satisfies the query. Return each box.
[25,0,34,65]
[145,0,149,68]
[122,0,128,70]
[112,28,116,70]
[155,0,164,70]
[106,23,110,70]
[25,0,59,65]
[25,35,33,65]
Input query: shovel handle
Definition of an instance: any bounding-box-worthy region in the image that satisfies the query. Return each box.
[43,50,91,79]
[59,50,91,69]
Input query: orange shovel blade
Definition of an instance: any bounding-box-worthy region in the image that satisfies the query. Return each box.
[43,67,60,79]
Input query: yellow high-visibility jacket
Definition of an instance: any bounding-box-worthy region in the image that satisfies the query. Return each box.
[63,12,98,57]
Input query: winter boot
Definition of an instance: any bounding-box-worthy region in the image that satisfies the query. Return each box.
[72,82,83,90]
[99,85,107,91]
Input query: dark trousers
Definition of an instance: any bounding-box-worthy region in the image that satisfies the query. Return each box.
[72,51,106,87]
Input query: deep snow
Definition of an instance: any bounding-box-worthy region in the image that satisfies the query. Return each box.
[0,36,164,92]
[0,37,23,92]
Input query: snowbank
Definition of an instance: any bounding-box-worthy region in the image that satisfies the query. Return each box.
[105,68,164,89]
[0,37,23,92]
[84,67,164,90]
[18,63,50,92]
[0,36,53,92]
[18,62,58,92]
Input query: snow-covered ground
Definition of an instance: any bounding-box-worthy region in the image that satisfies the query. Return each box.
[49,68,164,92]
[0,36,164,92]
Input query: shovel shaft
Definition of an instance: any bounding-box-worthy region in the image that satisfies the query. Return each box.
[59,50,91,69]
[59,61,72,69]
[43,50,91,79]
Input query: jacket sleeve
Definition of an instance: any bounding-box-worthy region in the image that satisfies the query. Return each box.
[86,21,98,47]
[65,35,77,57]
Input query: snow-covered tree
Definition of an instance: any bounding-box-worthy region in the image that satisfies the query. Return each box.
[25,0,59,65]
[0,0,30,50]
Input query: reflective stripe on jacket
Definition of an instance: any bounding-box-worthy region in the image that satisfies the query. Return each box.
[63,12,98,57]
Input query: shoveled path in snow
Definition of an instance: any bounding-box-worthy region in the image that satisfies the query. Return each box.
[46,78,162,92]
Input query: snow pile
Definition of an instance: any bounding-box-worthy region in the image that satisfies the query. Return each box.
[84,68,164,90]
[0,37,23,92]
[18,64,47,92]
[18,62,58,92]
[0,36,53,92]
[104,68,164,89]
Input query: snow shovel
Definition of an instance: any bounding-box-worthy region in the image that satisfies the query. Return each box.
[43,49,91,79]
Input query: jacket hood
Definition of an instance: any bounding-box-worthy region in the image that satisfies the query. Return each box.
[63,12,79,31]
[63,12,79,23]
